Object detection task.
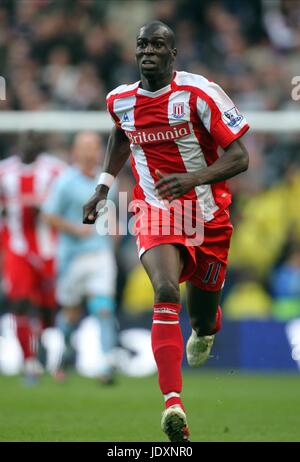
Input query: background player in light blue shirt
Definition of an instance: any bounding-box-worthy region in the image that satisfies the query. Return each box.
[43,132,118,383]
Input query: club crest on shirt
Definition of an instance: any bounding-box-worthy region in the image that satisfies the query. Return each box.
[172,102,185,119]
[222,107,243,127]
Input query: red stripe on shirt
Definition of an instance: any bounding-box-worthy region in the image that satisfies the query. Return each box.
[189,92,232,213]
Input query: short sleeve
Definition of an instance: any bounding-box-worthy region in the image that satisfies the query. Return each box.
[106,93,121,128]
[196,82,249,149]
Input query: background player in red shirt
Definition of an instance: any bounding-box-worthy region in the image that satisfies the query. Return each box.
[83,21,249,442]
[0,132,65,382]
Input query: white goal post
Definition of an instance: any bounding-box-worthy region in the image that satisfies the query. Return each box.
[0,111,299,133]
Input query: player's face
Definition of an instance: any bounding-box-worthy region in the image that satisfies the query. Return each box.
[136,26,176,79]
[20,133,44,164]
[73,133,102,175]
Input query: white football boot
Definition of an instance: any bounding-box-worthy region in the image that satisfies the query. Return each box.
[161,405,190,442]
[186,330,214,367]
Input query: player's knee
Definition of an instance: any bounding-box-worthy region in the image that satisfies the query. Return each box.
[154,280,180,304]
[61,305,82,326]
[96,309,113,319]
[11,299,31,316]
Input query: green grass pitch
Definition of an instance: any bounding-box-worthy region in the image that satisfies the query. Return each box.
[0,371,299,442]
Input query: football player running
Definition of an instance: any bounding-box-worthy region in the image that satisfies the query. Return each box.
[83,21,249,442]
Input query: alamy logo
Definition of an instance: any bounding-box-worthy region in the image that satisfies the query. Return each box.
[95,192,205,247]
[125,122,191,145]
[0,76,6,101]
[291,76,300,101]
[222,107,243,127]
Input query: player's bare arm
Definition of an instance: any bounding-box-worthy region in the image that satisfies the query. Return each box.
[43,212,92,238]
[83,125,130,224]
[155,138,249,200]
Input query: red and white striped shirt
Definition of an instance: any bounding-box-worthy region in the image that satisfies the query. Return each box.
[0,154,66,258]
[107,71,249,221]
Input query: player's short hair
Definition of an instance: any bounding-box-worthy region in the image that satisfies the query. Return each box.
[139,20,176,48]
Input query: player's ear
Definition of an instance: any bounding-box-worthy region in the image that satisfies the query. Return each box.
[172,48,177,58]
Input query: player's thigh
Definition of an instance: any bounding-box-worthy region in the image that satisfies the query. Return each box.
[84,250,117,298]
[56,257,85,308]
[186,209,232,321]
[189,209,233,291]
[76,250,117,316]
[140,243,183,289]
[2,251,35,301]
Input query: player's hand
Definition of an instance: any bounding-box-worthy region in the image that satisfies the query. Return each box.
[154,169,198,201]
[83,188,108,224]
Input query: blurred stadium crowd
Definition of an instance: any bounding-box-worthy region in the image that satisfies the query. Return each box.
[0,0,300,324]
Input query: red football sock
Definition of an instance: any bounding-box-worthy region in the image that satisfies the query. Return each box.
[210,305,222,334]
[151,303,184,399]
[15,315,36,360]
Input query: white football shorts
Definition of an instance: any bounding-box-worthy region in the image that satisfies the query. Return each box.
[56,249,117,307]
